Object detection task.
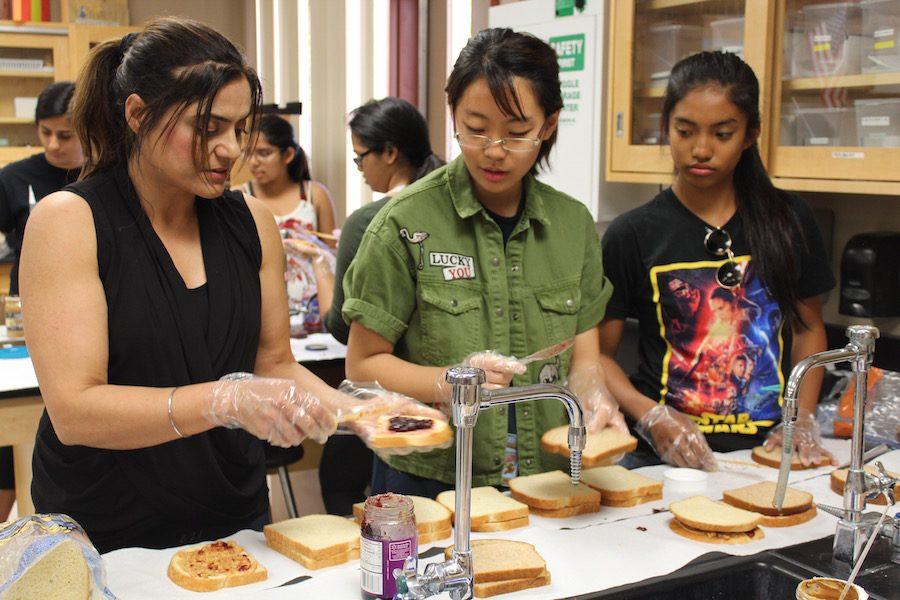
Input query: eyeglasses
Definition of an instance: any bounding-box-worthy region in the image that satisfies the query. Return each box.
[353,149,375,167]
[704,227,744,289]
[454,132,541,153]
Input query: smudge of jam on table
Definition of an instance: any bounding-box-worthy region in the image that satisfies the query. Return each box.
[388,416,434,432]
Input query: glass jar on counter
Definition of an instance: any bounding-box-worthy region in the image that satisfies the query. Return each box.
[4,295,23,338]
[360,493,418,600]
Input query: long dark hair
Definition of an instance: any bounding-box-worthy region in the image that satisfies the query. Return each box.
[662,51,805,327]
[258,114,311,183]
[72,17,262,179]
[445,28,563,175]
[35,81,75,122]
[348,97,444,183]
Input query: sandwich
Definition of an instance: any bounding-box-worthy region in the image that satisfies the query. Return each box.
[442,539,550,598]
[751,445,833,470]
[540,426,638,467]
[264,514,360,569]
[366,414,452,449]
[831,465,899,505]
[436,487,529,532]
[167,539,267,592]
[669,496,764,544]
[723,481,817,527]
[508,470,602,518]
[353,495,452,543]
[580,465,663,507]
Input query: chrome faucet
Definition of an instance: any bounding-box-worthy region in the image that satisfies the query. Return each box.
[393,366,586,600]
[773,325,899,569]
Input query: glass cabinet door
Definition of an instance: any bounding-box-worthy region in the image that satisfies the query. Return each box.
[769,0,900,190]
[607,0,776,183]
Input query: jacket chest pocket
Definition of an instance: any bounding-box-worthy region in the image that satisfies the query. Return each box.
[419,282,483,365]
[535,285,581,343]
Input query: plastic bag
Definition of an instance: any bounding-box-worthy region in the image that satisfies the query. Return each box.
[818,366,900,446]
[0,513,116,599]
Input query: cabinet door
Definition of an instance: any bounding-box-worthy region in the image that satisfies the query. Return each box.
[606,0,776,184]
[769,0,900,193]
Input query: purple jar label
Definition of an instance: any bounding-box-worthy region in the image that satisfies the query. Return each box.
[361,533,417,598]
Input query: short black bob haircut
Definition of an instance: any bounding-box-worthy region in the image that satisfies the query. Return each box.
[445,28,563,175]
[35,81,76,122]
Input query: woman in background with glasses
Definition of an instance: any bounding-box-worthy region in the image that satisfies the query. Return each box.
[599,51,835,471]
[342,29,625,497]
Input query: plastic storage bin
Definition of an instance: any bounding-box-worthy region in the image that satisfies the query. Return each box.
[795,107,857,146]
[707,16,745,56]
[792,2,863,77]
[861,0,900,72]
[854,98,900,146]
[642,24,703,84]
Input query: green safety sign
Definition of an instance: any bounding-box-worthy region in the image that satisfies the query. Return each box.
[549,33,585,72]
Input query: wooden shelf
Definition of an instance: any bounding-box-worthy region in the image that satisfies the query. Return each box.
[783,71,900,91]
[0,117,33,124]
[0,69,54,78]
[635,85,667,98]
[644,0,716,9]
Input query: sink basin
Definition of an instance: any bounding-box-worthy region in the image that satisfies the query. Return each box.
[588,553,812,599]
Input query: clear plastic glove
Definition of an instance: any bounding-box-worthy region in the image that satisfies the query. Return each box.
[635,404,718,471]
[566,364,628,434]
[763,410,834,467]
[433,350,527,407]
[338,381,453,456]
[207,373,338,447]
[283,238,335,276]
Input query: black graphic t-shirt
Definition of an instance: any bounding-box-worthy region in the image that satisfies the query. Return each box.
[602,188,835,451]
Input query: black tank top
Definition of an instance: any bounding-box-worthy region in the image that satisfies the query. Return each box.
[31,166,267,553]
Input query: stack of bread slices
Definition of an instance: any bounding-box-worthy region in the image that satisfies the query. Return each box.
[540,426,638,467]
[669,496,765,544]
[508,470,602,518]
[353,495,452,543]
[580,465,663,507]
[723,481,817,527]
[436,487,530,532]
[442,539,550,598]
[264,515,360,569]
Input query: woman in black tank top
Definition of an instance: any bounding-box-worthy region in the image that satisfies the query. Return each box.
[16,18,429,554]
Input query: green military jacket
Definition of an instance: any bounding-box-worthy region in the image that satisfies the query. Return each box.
[342,156,612,486]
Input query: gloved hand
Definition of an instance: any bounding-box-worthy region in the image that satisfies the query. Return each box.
[635,404,718,471]
[763,410,834,467]
[566,364,628,434]
[338,381,453,456]
[434,350,527,406]
[207,373,338,447]
[283,238,335,275]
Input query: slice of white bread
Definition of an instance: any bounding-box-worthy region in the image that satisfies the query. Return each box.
[508,470,602,510]
[441,539,546,584]
[2,539,91,600]
[722,481,813,517]
[750,445,833,470]
[368,415,452,449]
[831,466,900,505]
[540,426,638,467]
[436,487,529,527]
[580,465,663,506]
[759,505,818,528]
[264,515,360,569]
[669,519,764,545]
[470,516,530,532]
[167,539,267,592]
[530,502,601,518]
[669,496,762,533]
[474,569,551,598]
[353,495,452,534]
[419,527,452,544]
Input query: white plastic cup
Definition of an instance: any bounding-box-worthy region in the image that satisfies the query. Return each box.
[663,468,708,494]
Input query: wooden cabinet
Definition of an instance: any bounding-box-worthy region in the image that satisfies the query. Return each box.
[68,23,139,79]
[606,0,900,195]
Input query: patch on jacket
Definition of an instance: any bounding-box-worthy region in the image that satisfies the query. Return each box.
[430,252,476,281]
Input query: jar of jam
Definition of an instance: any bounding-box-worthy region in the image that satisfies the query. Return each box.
[360,493,418,599]
[4,295,23,339]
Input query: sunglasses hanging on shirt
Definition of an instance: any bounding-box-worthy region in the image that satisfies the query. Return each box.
[704,227,744,289]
